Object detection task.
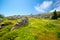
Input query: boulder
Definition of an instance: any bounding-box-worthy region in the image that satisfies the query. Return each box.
[21,17,28,25]
[0,23,6,29]
[11,17,29,31]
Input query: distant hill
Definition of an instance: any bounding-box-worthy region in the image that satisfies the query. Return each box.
[5,11,60,20]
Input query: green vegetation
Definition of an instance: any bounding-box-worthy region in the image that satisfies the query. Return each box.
[0,14,5,18]
[0,18,60,40]
[58,12,60,18]
[51,10,58,19]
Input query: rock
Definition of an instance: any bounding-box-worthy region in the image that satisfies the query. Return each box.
[0,23,6,29]
[21,17,28,25]
[11,17,29,31]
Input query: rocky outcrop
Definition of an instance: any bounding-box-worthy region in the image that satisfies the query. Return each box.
[11,17,29,31]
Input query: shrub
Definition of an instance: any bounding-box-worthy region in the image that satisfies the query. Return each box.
[0,31,18,40]
[57,32,60,38]
[0,31,7,37]
[58,12,60,18]
[46,23,55,28]
[0,14,5,18]
[4,22,13,25]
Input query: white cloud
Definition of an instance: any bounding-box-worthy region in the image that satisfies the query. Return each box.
[57,6,60,10]
[55,1,60,10]
[50,0,60,12]
[35,1,52,13]
[50,9,56,12]
[50,6,60,12]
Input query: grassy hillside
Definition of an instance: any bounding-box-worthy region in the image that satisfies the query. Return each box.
[0,18,60,40]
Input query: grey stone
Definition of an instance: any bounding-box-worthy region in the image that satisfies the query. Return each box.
[11,17,29,31]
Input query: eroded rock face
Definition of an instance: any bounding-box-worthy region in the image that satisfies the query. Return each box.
[0,23,6,29]
[11,17,29,31]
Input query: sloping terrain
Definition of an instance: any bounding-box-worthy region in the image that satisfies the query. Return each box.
[0,18,60,40]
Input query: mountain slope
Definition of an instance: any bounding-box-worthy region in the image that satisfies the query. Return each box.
[0,18,60,40]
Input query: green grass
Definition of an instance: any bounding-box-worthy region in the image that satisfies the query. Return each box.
[0,18,60,40]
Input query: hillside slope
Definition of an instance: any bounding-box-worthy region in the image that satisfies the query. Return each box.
[0,18,60,40]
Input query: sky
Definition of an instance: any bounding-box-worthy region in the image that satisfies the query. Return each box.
[0,0,60,16]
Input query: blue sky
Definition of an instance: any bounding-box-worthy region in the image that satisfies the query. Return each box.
[0,0,60,16]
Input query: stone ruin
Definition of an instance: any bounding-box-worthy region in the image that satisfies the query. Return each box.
[11,17,29,31]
